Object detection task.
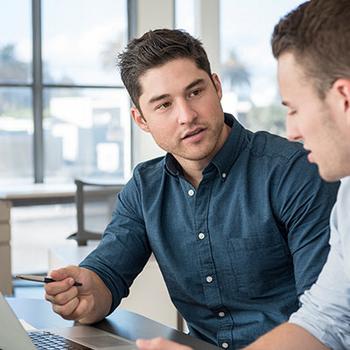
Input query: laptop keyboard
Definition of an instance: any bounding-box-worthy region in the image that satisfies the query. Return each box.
[28,331,93,350]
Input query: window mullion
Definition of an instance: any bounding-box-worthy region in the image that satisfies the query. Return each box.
[32,0,44,183]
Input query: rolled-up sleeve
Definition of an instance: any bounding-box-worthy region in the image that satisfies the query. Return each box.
[289,191,350,350]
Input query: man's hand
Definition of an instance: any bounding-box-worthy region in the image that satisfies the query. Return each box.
[44,265,112,324]
[136,338,192,350]
[243,323,329,350]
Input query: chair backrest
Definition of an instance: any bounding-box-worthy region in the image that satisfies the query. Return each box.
[71,178,123,246]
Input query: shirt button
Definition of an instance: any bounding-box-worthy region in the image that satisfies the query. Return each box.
[222,342,229,349]
[206,276,213,283]
[188,189,195,196]
[198,232,205,240]
[218,311,225,317]
[222,172,227,179]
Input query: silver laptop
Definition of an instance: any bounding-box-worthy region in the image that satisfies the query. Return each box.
[0,293,137,350]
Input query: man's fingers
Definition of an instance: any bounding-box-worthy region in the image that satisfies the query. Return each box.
[49,265,81,282]
[45,265,84,297]
[136,338,192,350]
[45,285,79,305]
[44,266,97,322]
[44,277,75,296]
[52,297,80,320]
[69,297,94,323]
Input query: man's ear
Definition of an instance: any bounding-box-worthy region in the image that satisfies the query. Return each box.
[211,73,223,100]
[131,107,150,133]
[332,78,350,124]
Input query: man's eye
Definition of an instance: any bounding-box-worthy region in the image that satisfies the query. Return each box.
[288,110,297,116]
[156,102,171,110]
[189,89,202,98]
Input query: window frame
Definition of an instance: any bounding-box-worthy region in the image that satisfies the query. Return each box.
[0,0,131,183]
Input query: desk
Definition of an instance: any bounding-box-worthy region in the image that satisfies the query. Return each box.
[0,184,76,295]
[8,298,218,350]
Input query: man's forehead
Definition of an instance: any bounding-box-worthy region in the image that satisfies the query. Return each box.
[278,53,312,90]
[138,58,209,101]
[278,52,311,82]
[278,52,298,75]
[140,58,204,81]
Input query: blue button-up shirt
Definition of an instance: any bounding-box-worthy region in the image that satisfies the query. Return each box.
[81,114,339,349]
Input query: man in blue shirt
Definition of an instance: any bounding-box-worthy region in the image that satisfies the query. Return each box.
[135,1,350,349]
[44,29,338,349]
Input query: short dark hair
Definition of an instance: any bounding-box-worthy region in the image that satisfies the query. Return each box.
[271,0,350,98]
[117,29,212,110]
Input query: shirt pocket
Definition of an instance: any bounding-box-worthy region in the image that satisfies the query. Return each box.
[228,232,293,298]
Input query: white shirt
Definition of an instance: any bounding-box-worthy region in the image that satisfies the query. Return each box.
[290,176,350,350]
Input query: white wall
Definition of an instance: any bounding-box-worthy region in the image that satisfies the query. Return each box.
[194,0,220,74]
[131,0,174,167]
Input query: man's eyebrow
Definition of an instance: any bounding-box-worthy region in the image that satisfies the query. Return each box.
[185,78,205,91]
[281,100,289,107]
[147,79,206,105]
[148,93,171,105]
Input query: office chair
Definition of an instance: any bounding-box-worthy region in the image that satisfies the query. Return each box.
[67,178,123,246]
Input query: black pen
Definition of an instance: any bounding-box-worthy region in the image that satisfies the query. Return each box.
[16,274,82,287]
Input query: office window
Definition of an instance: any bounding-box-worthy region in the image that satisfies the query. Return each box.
[0,0,32,84]
[43,88,130,182]
[0,0,130,185]
[220,0,304,135]
[42,0,125,86]
[0,0,33,184]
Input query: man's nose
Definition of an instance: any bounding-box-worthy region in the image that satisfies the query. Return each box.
[177,100,198,125]
[286,115,302,142]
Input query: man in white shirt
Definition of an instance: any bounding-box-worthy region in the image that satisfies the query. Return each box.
[136,0,350,349]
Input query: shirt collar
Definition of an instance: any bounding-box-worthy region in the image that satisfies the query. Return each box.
[164,113,248,178]
[210,113,247,179]
[165,153,182,177]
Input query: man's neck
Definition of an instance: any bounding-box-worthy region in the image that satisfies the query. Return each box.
[175,123,231,188]
[180,159,208,189]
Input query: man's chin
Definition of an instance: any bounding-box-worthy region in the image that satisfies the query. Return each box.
[318,167,342,183]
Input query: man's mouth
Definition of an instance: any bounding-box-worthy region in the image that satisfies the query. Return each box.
[304,148,314,163]
[182,128,205,140]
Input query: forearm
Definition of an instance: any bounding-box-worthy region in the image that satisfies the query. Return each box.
[244,323,329,350]
[78,268,112,324]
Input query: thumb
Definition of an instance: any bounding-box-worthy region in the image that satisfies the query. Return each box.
[49,265,81,282]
